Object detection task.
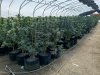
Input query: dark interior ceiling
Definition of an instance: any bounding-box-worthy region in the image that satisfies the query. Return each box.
[78,0,100,16]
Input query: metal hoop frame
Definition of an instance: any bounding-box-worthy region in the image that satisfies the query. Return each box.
[0,0,98,17]
[0,0,3,17]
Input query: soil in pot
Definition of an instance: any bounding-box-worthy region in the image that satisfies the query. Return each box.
[49,50,57,59]
[46,46,60,59]
[63,41,71,49]
[46,48,57,59]
[24,57,40,71]
[70,37,75,47]
[16,53,30,66]
[38,52,51,65]
[77,36,82,39]
[9,50,22,61]
[73,37,77,45]
[56,46,61,58]
[70,40,74,47]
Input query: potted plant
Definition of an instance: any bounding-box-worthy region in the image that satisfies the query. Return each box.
[0,18,14,55]
[7,18,22,61]
[16,24,31,65]
[33,18,52,65]
[36,33,51,65]
[46,26,62,59]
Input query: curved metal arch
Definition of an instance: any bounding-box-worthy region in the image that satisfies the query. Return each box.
[18,0,68,17]
[8,0,31,17]
[60,2,81,16]
[42,0,57,17]
[33,0,44,17]
[67,7,83,16]
[19,0,34,17]
[32,1,52,17]
[40,2,58,16]
[8,0,15,17]
[64,5,88,16]
[56,0,79,16]
[76,7,93,16]
[19,0,27,16]
[0,0,3,17]
[30,0,64,8]
[51,0,78,16]
[55,2,84,16]
[20,1,31,10]
[64,7,81,16]
[50,0,72,16]
[60,3,82,16]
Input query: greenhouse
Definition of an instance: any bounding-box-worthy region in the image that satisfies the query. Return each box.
[0,0,100,75]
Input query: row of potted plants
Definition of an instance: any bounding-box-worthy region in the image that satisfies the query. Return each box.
[0,16,98,71]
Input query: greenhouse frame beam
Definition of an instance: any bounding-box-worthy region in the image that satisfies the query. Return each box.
[28,0,73,10]
[55,1,80,16]
[79,10,96,16]
[27,0,83,16]
[78,0,100,13]
[64,5,88,16]
[32,1,47,17]
[33,0,44,17]
[56,1,80,16]
[41,0,70,16]
[42,0,57,16]
[8,0,15,17]
[50,0,73,16]
[62,4,84,16]
[0,0,3,17]
[19,0,27,16]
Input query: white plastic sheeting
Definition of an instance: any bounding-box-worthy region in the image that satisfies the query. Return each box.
[0,0,99,17]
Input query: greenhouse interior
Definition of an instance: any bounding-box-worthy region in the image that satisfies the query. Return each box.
[0,0,100,75]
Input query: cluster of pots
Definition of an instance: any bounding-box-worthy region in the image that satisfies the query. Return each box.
[57,36,78,49]
[0,32,91,71]
[0,35,79,71]
[8,45,61,71]
[0,47,13,55]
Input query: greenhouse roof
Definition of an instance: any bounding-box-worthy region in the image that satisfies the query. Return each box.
[0,0,100,17]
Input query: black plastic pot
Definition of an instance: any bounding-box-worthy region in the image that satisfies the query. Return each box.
[70,40,74,47]
[38,52,51,65]
[73,37,77,45]
[0,47,5,55]
[24,57,40,71]
[71,37,77,46]
[70,36,76,47]
[63,41,70,49]
[46,46,58,59]
[0,47,12,55]
[7,47,13,53]
[16,53,30,65]
[9,50,22,61]
[49,50,57,59]
[77,36,82,39]
[56,46,61,58]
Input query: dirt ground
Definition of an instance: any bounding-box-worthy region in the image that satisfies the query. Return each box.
[0,23,100,75]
